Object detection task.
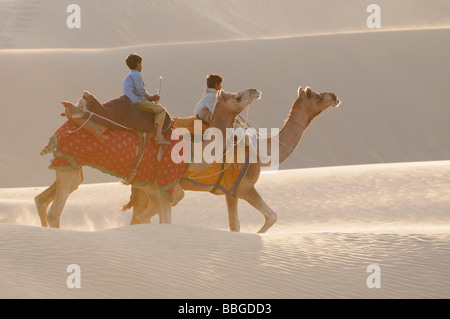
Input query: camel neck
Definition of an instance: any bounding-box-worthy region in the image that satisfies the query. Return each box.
[210,101,236,133]
[261,102,315,166]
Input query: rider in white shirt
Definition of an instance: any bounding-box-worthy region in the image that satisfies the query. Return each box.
[194,74,223,123]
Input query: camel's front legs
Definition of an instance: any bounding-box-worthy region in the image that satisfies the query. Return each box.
[225,195,240,232]
[238,187,277,233]
[46,169,84,228]
[34,181,57,227]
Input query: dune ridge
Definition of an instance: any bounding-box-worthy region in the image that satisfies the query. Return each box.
[1,1,449,299]
[1,0,449,49]
[2,25,450,53]
[1,27,449,188]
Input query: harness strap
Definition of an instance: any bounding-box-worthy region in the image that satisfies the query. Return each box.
[209,152,227,194]
[122,132,148,185]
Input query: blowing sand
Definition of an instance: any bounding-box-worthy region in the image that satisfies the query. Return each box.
[0,0,449,299]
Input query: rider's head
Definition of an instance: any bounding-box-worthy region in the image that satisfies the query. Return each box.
[125,53,143,71]
[206,74,223,91]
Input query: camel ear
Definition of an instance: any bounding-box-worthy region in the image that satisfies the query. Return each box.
[297,86,303,96]
[217,90,227,100]
[305,87,312,98]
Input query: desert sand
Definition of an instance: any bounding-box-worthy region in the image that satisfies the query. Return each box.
[0,0,449,299]
[1,161,450,298]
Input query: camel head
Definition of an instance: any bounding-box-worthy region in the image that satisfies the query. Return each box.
[290,86,340,122]
[217,88,261,114]
[210,88,261,129]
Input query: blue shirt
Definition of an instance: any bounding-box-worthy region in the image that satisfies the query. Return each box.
[123,70,148,105]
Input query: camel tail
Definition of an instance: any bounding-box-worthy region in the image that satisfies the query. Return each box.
[121,188,137,211]
[121,202,133,212]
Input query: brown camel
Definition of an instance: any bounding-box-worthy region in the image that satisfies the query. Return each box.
[123,86,341,233]
[34,88,261,228]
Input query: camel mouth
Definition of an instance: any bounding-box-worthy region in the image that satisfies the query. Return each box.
[250,89,262,101]
[334,97,341,107]
[332,95,341,108]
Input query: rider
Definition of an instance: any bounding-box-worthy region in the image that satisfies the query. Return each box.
[123,53,171,145]
[194,73,223,124]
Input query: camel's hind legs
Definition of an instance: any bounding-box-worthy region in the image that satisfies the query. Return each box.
[44,169,84,228]
[142,186,172,224]
[127,187,156,225]
[128,184,184,225]
[225,195,240,232]
[238,186,277,233]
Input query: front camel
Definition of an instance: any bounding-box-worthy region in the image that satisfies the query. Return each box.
[35,88,261,228]
[124,86,341,233]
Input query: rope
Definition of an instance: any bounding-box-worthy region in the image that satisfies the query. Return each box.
[237,106,335,152]
[185,106,252,180]
[68,113,94,134]
[68,108,172,133]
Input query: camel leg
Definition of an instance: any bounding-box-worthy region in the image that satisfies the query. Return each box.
[238,187,277,233]
[143,186,172,224]
[34,181,57,227]
[135,205,158,224]
[157,194,172,225]
[129,187,152,225]
[47,169,84,228]
[225,195,240,232]
[171,183,185,206]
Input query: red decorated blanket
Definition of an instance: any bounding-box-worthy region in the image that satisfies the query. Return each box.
[41,120,189,201]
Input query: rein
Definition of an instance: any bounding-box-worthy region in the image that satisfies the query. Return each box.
[237,106,334,152]
[185,104,252,181]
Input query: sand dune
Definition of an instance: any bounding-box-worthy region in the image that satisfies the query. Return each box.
[1,161,449,298]
[1,27,449,187]
[1,0,449,49]
[2,161,450,232]
[1,0,449,300]
[1,0,449,188]
[1,223,449,299]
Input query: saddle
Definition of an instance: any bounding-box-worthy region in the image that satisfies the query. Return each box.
[61,92,166,184]
[61,95,109,140]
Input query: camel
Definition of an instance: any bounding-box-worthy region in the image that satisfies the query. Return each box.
[34,88,261,228]
[123,86,341,233]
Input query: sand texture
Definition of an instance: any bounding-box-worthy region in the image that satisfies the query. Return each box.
[0,0,449,299]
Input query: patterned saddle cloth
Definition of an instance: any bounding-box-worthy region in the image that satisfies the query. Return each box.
[173,117,251,198]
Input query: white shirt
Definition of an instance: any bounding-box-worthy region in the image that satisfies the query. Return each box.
[194,90,217,122]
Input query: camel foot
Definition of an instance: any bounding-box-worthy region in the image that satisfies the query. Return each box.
[46,214,60,228]
[257,214,277,234]
[230,226,240,232]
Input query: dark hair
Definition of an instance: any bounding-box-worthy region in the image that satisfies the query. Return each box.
[206,74,223,89]
[125,53,142,70]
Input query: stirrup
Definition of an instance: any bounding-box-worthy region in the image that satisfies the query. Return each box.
[154,139,171,145]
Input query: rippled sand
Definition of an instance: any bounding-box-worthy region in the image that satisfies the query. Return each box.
[1,162,449,298]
